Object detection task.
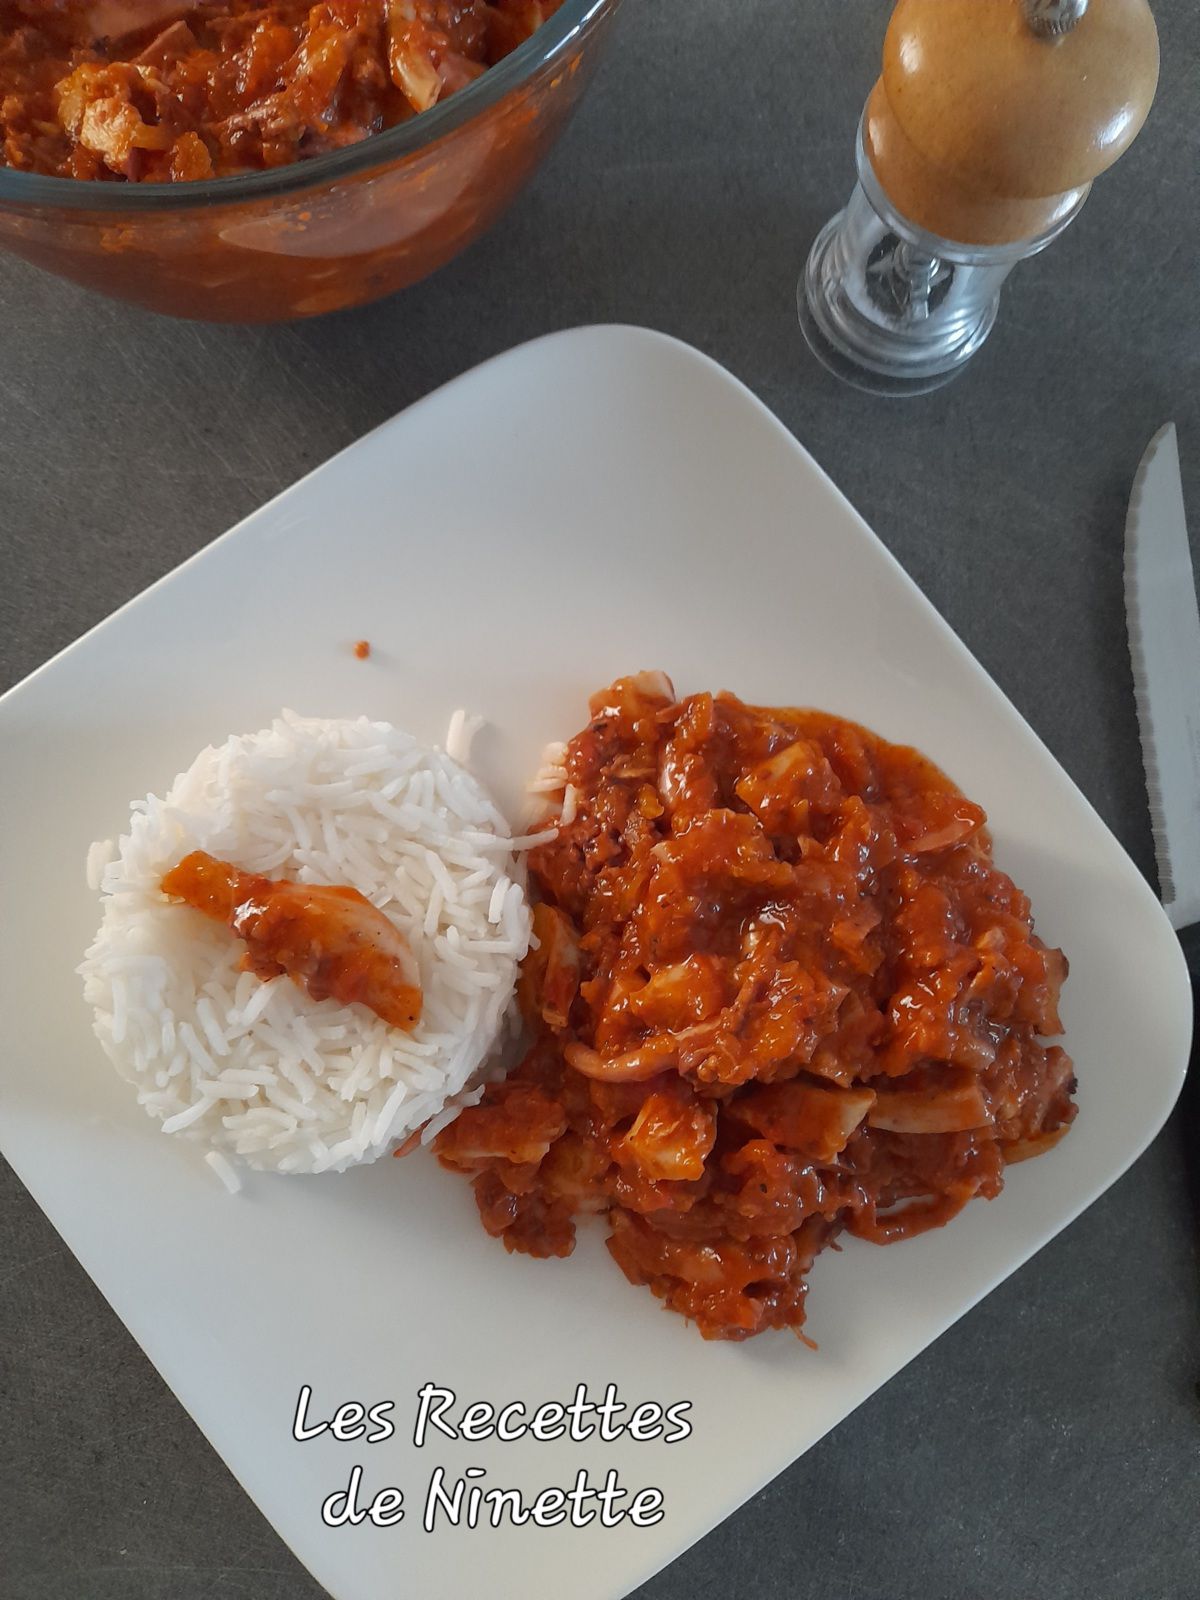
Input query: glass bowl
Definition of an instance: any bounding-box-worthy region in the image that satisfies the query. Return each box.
[0,0,620,322]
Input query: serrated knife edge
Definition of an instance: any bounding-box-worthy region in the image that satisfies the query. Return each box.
[1124,421,1200,931]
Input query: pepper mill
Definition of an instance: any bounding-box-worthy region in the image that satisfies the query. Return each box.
[799,0,1160,395]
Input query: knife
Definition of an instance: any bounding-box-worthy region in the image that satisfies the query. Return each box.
[1126,425,1200,1401]
[1127,425,1200,1407]
[1124,421,1200,978]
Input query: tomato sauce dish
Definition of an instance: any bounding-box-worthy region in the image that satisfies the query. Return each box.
[0,328,1187,1600]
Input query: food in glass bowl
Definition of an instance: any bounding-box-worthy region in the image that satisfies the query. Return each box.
[0,0,618,319]
[0,1,568,182]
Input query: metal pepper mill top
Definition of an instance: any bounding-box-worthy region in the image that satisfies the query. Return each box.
[1026,0,1091,36]
[799,0,1160,395]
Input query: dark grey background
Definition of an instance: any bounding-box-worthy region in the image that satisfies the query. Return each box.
[2,2,1198,1597]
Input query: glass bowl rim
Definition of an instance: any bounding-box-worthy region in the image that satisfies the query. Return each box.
[0,0,615,212]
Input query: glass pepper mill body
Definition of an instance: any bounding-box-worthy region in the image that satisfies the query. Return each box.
[800,0,1160,396]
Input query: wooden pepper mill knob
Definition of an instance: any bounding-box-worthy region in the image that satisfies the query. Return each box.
[864,0,1160,245]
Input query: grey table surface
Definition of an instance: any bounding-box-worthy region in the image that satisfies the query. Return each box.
[2,3,1199,1598]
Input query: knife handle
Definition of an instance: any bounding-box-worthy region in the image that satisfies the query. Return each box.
[1181,923,1200,985]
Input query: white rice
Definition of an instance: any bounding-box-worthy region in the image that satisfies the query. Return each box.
[79,710,550,1176]
[523,739,571,828]
[444,709,484,766]
[205,1149,242,1194]
[86,838,116,892]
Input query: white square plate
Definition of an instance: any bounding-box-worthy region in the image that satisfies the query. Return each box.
[0,326,1189,1600]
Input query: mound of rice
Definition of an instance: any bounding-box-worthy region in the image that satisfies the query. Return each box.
[79,711,546,1178]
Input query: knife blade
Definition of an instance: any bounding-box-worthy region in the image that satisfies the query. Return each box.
[1124,422,1200,936]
